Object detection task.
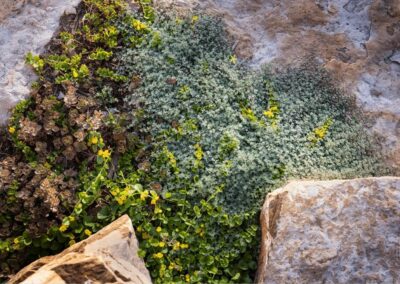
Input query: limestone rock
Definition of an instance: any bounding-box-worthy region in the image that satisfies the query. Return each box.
[0,0,81,123]
[0,0,26,22]
[9,215,152,284]
[256,177,400,284]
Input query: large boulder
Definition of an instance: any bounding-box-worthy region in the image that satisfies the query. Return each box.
[256,177,400,284]
[9,215,152,284]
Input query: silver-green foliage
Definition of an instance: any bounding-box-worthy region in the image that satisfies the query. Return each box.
[118,14,387,213]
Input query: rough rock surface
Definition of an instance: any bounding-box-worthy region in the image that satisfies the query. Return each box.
[156,0,400,171]
[256,177,400,284]
[0,0,80,123]
[9,215,152,284]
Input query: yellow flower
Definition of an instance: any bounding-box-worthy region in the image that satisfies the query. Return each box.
[90,136,98,145]
[159,241,165,248]
[263,110,274,118]
[156,226,162,233]
[13,238,19,244]
[84,229,92,236]
[168,262,175,270]
[72,68,79,78]
[140,190,149,201]
[68,240,76,246]
[116,196,126,205]
[153,252,164,259]
[8,126,16,134]
[132,19,148,31]
[180,243,189,249]
[270,106,279,112]
[136,226,142,232]
[69,216,75,222]
[173,241,181,250]
[185,274,191,282]
[151,194,159,205]
[192,15,199,24]
[59,224,68,232]
[98,149,111,159]
[229,55,237,64]
[154,206,162,214]
[315,128,326,139]
[192,15,199,23]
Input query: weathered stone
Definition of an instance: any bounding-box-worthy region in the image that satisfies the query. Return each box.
[9,215,152,284]
[0,0,81,123]
[390,51,400,65]
[0,0,26,23]
[256,177,400,284]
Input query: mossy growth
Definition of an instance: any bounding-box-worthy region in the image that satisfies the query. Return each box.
[0,0,390,283]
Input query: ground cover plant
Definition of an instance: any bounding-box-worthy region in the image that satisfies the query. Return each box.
[0,0,390,283]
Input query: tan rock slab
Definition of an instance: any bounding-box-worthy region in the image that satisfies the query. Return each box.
[9,215,152,284]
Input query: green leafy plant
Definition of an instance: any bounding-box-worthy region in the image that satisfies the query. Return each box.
[25,52,44,73]
[0,1,391,283]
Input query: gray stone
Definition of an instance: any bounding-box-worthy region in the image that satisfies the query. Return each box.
[256,177,400,284]
[0,0,81,124]
[390,51,400,65]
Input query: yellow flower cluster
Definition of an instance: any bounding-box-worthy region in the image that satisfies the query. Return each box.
[111,186,132,205]
[153,252,164,259]
[173,241,181,250]
[84,229,92,236]
[88,133,104,147]
[140,190,149,200]
[150,191,159,205]
[98,149,111,159]
[8,126,16,134]
[172,241,189,250]
[263,105,278,119]
[132,19,148,31]
[241,107,262,125]
[90,136,98,145]
[310,118,333,143]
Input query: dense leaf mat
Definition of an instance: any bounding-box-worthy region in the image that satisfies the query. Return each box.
[0,0,389,282]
